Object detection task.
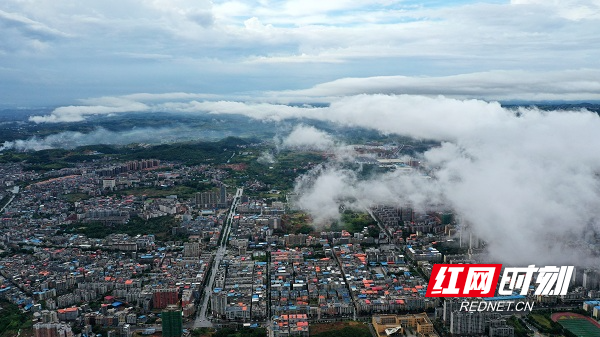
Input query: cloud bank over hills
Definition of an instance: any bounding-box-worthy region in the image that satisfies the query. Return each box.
[284,104,600,266]
[5,89,600,266]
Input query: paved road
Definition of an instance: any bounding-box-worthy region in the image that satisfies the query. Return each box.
[366,207,392,243]
[0,194,15,214]
[193,188,243,328]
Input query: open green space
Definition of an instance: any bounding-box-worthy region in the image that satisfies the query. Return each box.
[62,193,92,203]
[280,212,313,235]
[0,137,253,170]
[0,300,32,337]
[310,321,371,337]
[527,312,563,334]
[227,150,325,192]
[114,185,198,199]
[340,210,378,235]
[530,313,553,329]
[507,316,530,337]
[212,327,267,337]
[64,215,180,240]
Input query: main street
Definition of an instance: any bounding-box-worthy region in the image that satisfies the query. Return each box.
[193,188,243,328]
[0,193,16,214]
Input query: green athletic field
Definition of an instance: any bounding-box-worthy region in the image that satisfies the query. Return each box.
[557,318,600,337]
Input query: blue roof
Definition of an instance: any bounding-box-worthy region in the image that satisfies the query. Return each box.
[112,302,123,307]
[484,295,526,301]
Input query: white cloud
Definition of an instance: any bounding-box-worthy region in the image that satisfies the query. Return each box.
[1,0,600,106]
[0,125,213,151]
[257,150,276,165]
[291,105,600,266]
[213,1,252,20]
[0,9,69,55]
[0,9,69,40]
[122,92,223,101]
[294,166,358,225]
[511,0,600,20]
[156,95,510,143]
[273,70,600,101]
[3,0,600,267]
[281,124,335,150]
[16,80,600,265]
[154,94,511,142]
[29,98,149,123]
[113,52,173,60]
[244,53,345,64]
[26,68,600,124]
[159,100,320,121]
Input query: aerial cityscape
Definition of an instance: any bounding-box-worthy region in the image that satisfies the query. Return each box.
[1,1,600,337]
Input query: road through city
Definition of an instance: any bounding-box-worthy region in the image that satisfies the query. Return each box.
[193,188,243,328]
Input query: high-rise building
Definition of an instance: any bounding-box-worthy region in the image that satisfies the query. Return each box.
[450,311,502,335]
[371,313,435,337]
[400,207,414,222]
[284,234,307,247]
[572,267,584,287]
[489,319,515,337]
[195,185,227,209]
[153,288,179,309]
[440,212,454,225]
[583,269,600,290]
[183,242,200,258]
[442,299,462,324]
[211,290,227,318]
[34,323,74,337]
[220,184,227,205]
[161,305,183,337]
[40,310,59,323]
[102,179,116,190]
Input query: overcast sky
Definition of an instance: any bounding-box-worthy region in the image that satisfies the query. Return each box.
[1,0,600,106]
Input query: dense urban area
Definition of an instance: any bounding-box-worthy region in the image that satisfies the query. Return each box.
[0,139,599,337]
[1,0,599,334]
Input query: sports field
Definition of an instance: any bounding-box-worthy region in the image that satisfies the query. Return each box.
[551,312,600,337]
